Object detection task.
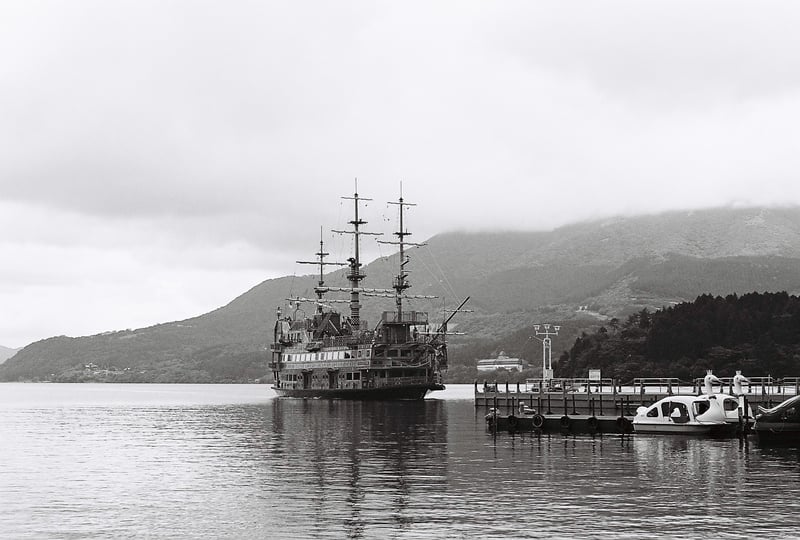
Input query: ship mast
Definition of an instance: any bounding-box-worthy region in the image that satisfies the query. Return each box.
[296,227,346,314]
[332,181,381,327]
[378,184,426,321]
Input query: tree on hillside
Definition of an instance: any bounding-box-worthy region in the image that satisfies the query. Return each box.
[556,292,800,381]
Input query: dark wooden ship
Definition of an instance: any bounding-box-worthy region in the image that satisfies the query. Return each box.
[268,187,467,399]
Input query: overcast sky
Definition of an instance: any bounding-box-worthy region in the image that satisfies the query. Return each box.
[2,1,800,347]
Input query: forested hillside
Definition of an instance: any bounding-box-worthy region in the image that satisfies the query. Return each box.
[557,292,800,382]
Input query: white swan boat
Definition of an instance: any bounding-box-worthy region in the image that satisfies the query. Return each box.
[633,371,752,434]
[633,394,728,434]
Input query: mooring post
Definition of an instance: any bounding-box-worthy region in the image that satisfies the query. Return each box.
[599,393,603,416]
[571,393,577,415]
[743,395,750,425]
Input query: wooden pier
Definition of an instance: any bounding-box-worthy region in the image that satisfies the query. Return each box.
[474,377,800,420]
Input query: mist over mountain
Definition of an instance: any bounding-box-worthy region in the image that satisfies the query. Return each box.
[0,346,19,364]
[2,206,799,382]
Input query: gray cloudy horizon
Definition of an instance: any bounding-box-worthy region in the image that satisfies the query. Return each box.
[2,1,800,347]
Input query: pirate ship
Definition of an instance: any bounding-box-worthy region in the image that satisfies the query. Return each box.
[268,188,468,399]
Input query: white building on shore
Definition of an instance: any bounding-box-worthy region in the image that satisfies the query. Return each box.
[476,352,525,372]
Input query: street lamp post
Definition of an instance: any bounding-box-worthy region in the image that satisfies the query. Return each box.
[533,323,560,384]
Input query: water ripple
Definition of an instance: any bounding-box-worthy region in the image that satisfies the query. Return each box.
[2,384,800,539]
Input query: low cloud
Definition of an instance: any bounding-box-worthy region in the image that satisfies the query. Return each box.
[2,1,800,345]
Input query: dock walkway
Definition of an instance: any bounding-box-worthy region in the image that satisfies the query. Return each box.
[474,377,800,418]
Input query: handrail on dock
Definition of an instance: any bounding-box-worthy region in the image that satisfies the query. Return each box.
[632,377,684,395]
[475,378,620,394]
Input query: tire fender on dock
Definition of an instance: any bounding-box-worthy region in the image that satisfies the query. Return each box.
[587,416,599,431]
[532,413,545,429]
[559,415,571,430]
[507,415,519,430]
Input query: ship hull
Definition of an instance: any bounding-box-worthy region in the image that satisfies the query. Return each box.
[272,384,444,400]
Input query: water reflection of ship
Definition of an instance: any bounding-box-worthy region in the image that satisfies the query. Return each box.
[270,398,448,536]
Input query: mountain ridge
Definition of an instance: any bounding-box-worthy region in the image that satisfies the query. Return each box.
[2,205,799,382]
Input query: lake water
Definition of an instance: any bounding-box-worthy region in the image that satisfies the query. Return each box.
[2,383,800,539]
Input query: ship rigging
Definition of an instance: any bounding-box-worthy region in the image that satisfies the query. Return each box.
[269,186,468,399]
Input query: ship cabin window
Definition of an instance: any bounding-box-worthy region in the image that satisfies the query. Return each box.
[287,354,293,362]
[693,401,710,416]
[365,350,370,358]
[661,401,690,422]
[345,372,361,381]
[670,403,690,423]
[723,398,739,412]
[646,407,659,418]
[660,402,670,417]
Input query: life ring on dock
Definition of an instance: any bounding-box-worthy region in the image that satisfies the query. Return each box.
[507,415,519,430]
[587,416,599,431]
[532,414,545,429]
[559,415,571,429]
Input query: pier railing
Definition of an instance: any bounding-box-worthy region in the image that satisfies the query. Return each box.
[474,376,800,415]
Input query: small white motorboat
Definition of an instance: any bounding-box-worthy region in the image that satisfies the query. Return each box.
[634,370,752,434]
[633,394,728,434]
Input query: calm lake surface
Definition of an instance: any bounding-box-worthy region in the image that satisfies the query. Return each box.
[2,384,800,539]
